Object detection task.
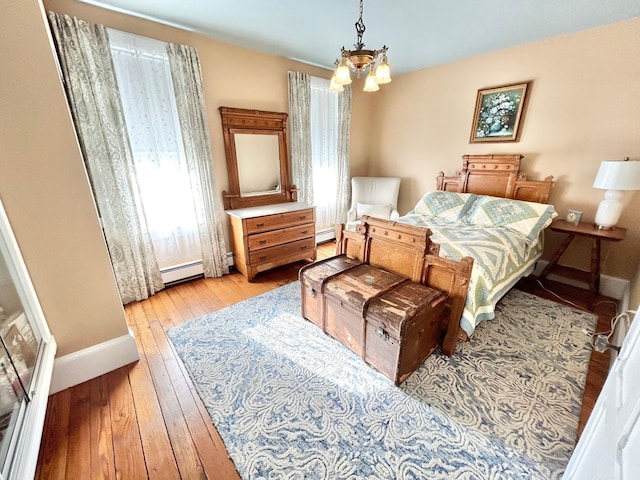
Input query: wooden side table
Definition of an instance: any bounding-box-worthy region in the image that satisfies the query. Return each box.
[539,219,626,309]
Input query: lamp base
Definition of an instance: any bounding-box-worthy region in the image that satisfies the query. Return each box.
[594,189,624,230]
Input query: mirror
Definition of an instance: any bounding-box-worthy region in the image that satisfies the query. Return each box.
[234,134,281,195]
[219,107,296,210]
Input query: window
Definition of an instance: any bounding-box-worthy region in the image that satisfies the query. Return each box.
[108,30,203,279]
[310,76,340,229]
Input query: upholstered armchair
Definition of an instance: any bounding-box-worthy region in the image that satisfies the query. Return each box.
[346,176,401,230]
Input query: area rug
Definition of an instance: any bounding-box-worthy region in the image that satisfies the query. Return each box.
[167,282,597,480]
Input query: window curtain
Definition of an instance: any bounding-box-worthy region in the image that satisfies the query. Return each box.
[165,43,229,278]
[48,12,164,303]
[287,71,314,205]
[335,85,352,225]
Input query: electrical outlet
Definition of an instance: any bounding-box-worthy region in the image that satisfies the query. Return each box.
[593,334,609,353]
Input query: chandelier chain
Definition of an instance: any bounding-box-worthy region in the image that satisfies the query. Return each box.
[354,0,366,49]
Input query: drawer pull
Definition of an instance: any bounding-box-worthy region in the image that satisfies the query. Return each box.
[300,245,307,250]
[259,239,267,245]
[299,215,307,220]
[301,230,308,235]
[256,222,264,228]
[259,255,267,261]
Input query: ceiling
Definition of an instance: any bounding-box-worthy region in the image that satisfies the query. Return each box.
[80,0,640,75]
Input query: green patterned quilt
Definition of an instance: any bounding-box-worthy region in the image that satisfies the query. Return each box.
[397,213,543,337]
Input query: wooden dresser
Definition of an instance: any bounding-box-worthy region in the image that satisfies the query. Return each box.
[226,202,317,281]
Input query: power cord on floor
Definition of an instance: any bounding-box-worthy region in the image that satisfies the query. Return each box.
[533,279,587,311]
[534,278,625,353]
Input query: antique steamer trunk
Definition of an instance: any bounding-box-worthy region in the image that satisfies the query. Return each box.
[365,282,446,385]
[299,255,361,329]
[321,264,447,385]
[323,264,407,358]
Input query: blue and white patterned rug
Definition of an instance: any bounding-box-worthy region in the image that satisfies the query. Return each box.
[167,282,597,479]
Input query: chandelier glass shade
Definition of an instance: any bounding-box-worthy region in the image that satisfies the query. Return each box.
[330,0,391,92]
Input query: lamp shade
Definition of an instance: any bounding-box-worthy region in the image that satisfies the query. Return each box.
[593,160,640,190]
[333,57,352,86]
[374,54,392,84]
[363,69,380,92]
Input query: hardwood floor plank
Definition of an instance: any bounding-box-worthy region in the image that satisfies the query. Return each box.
[174,282,209,320]
[107,366,147,479]
[124,302,181,479]
[225,271,274,297]
[203,275,244,306]
[156,289,189,328]
[165,286,199,324]
[65,377,92,479]
[89,375,116,480]
[148,291,174,329]
[35,388,71,480]
[134,298,207,479]
[151,320,241,479]
[188,279,227,313]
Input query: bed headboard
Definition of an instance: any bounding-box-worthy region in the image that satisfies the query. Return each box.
[436,154,554,203]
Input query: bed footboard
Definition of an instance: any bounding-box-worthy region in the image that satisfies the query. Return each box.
[336,217,473,356]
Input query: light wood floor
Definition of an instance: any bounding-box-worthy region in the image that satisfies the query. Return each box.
[35,242,615,479]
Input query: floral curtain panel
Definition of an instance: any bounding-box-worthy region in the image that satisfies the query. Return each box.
[287,71,314,205]
[166,43,229,278]
[48,12,164,303]
[335,85,352,225]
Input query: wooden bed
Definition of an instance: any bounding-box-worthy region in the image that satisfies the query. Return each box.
[436,154,553,202]
[336,154,555,352]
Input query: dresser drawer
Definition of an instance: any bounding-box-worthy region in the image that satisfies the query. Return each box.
[248,223,314,251]
[245,208,315,234]
[249,237,315,265]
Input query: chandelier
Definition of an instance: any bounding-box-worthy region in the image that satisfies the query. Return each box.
[330,0,392,92]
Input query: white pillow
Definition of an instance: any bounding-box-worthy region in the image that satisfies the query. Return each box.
[356,202,392,220]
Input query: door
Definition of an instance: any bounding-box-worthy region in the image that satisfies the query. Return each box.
[563,308,640,479]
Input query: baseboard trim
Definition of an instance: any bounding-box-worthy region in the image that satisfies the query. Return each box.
[316,228,336,244]
[49,329,140,394]
[533,260,630,311]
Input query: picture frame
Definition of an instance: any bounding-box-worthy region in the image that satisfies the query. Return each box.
[469,81,530,143]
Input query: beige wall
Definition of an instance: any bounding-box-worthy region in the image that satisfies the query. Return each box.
[0,0,128,356]
[370,19,640,282]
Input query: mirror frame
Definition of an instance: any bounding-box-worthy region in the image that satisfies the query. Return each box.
[219,107,296,210]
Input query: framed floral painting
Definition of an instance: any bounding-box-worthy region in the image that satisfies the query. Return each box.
[469,81,530,143]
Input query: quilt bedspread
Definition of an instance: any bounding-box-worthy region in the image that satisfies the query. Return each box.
[397,213,542,337]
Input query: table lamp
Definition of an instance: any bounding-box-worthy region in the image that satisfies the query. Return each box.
[592,158,640,229]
